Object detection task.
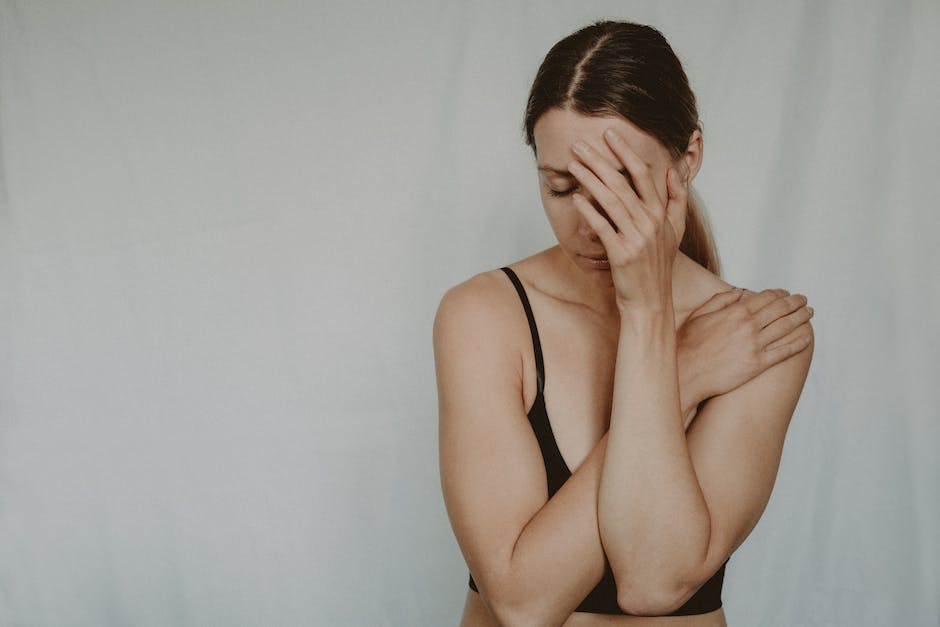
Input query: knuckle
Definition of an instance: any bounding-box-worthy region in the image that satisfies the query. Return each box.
[783,319,804,336]
[747,350,763,371]
[618,240,638,259]
[640,215,658,237]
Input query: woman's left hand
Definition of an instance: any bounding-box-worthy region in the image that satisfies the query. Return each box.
[567,128,689,313]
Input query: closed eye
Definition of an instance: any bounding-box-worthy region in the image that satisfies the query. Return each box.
[546,168,636,198]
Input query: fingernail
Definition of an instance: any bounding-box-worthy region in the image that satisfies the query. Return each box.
[605,128,618,141]
[807,307,814,315]
[572,140,588,154]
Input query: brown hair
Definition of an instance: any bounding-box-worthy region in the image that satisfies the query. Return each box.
[523,20,721,276]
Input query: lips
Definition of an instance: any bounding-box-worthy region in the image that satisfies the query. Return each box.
[584,254,608,260]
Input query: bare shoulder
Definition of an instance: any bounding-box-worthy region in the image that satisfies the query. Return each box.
[433,268,522,345]
[432,267,529,419]
[677,256,738,316]
[692,267,816,364]
[436,268,512,307]
[433,266,558,605]
[681,260,815,367]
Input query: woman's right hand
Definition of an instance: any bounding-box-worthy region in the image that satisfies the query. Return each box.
[678,288,815,405]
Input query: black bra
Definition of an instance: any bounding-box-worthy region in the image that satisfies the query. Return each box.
[466,266,729,615]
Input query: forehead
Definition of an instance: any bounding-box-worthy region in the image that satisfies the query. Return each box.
[533,108,667,173]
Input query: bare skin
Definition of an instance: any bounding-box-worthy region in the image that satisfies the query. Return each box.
[436,109,814,626]
[452,249,740,627]
[442,249,812,626]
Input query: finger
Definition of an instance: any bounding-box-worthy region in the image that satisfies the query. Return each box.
[567,159,636,233]
[571,190,621,247]
[761,322,814,367]
[759,304,814,346]
[754,293,807,329]
[739,288,791,315]
[665,167,688,241]
[571,140,647,213]
[602,129,662,208]
[741,287,789,301]
[691,288,745,317]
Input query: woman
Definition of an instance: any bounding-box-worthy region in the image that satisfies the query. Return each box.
[433,20,814,627]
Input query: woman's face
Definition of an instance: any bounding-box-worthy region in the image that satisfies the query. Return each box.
[532,108,700,275]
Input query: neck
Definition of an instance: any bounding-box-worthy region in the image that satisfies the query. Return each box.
[553,246,703,322]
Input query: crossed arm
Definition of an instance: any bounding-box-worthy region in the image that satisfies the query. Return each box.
[436,280,814,626]
[598,298,813,614]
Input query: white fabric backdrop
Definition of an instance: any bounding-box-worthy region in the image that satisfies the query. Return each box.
[1,2,937,625]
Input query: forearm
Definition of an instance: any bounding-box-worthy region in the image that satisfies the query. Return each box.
[493,434,611,626]
[597,305,711,612]
[493,343,704,624]
[678,352,708,430]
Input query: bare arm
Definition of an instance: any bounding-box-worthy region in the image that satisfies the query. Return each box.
[437,277,609,627]
[437,272,812,623]
[564,126,815,615]
[597,304,711,615]
[437,274,715,626]
[527,290,812,620]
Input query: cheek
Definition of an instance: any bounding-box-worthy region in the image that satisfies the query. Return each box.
[542,197,579,229]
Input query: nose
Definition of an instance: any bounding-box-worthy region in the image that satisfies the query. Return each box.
[579,196,617,237]
[580,219,602,242]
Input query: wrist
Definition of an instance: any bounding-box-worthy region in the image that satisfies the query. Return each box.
[616,305,678,367]
[617,299,676,332]
[616,288,675,317]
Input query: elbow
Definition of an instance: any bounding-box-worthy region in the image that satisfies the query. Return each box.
[476,577,555,627]
[492,610,543,627]
[485,598,530,627]
[616,594,666,617]
[617,592,687,618]
[616,579,691,617]
[489,596,564,627]
[488,599,556,627]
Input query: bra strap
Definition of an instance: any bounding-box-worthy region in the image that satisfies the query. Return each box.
[499,267,545,396]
